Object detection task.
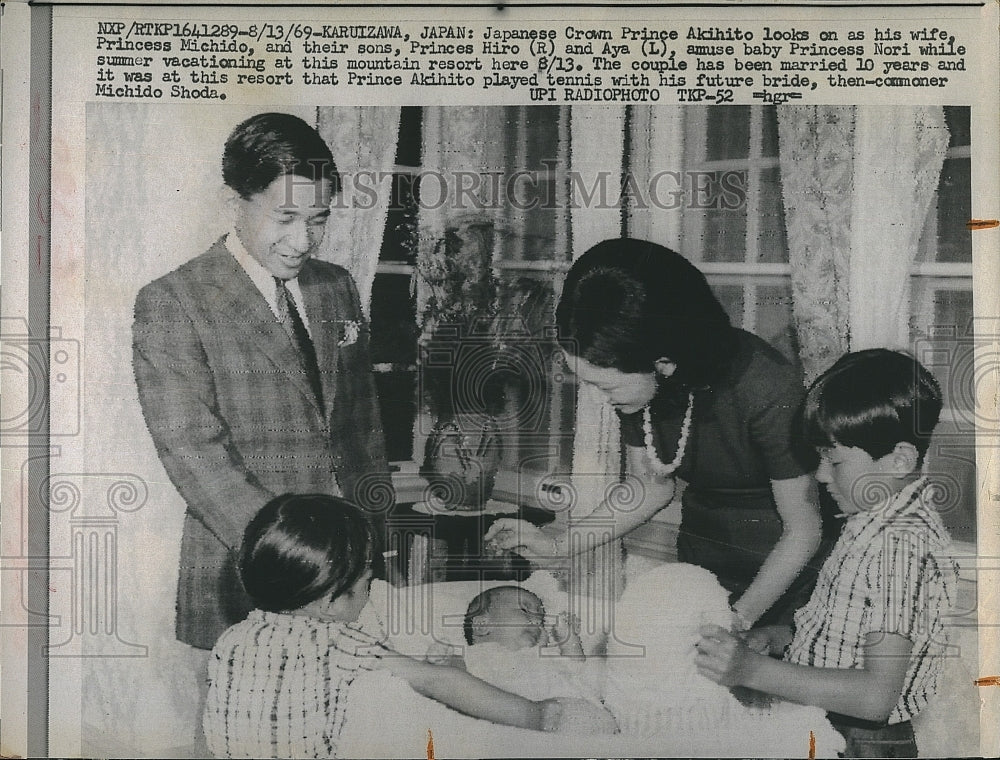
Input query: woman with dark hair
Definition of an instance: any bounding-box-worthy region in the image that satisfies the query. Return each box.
[487,238,823,628]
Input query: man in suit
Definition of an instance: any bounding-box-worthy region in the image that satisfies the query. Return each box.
[133,112,392,651]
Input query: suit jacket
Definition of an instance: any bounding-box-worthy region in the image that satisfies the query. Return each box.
[133,237,391,648]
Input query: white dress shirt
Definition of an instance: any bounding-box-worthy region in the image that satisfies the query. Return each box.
[226,230,312,336]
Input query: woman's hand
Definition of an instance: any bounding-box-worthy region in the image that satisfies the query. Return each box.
[484,519,553,560]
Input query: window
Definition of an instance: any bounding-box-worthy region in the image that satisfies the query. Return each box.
[370,105,975,544]
[681,105,975,544]
[681,106,801,375]
[911,106,975,544]
[369,106,574,497]
[369,106,422,464]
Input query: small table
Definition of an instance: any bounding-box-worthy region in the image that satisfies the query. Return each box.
[386,500,555,584]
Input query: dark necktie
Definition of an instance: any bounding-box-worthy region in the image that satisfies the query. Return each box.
[274,277,324,411]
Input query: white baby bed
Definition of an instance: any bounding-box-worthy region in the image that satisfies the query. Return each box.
[340,565,847,758]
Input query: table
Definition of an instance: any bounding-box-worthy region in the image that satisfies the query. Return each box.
[385,501,555,584]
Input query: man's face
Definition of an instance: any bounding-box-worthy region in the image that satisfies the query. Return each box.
[232,174,333,280]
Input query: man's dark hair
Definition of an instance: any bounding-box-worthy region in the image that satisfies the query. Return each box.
[555,238,737,388]
[239,493,374,612]
[222,112,341,200]
[802,349,943,463]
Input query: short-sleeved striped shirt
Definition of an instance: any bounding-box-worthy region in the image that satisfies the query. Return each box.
[785,478,958,723]
[204,609,388,758]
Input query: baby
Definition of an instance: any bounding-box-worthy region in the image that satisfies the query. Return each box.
[461,585,616,734]
[464,586,582,657]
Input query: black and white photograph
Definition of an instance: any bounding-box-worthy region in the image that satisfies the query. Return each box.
[1,4,997,759]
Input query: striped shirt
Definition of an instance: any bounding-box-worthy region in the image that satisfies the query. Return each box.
[785,478,958,723]
[204,610,388,758]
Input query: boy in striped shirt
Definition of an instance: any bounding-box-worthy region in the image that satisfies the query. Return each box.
[203,493,602,758]
[695,349,957,758]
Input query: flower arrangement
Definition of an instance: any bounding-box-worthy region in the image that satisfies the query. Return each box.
[417,214,504,419]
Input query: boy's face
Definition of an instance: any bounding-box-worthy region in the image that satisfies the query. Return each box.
[475,589,547,650]
[816,444,898,515]
[231,174,333,280]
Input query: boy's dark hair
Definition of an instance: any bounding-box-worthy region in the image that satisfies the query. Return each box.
[239,493,375,613]
[555,238,737,388]
[222,112,341,200]
[462,586,541,645]
[802,349,943,463]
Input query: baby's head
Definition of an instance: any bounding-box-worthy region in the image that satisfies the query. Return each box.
[239,493,376,622]
[463,586,547,651]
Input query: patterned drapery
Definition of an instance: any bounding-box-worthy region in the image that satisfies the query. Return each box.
[778,106,949,382]
[317,106,402,316]
[777,107,855,384]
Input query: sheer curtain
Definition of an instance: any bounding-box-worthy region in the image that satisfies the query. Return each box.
[564,106,629,633]
[317,106,401,316]
[848,106,949,350]
[778,106,949,382]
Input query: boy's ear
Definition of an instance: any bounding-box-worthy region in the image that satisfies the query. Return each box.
[221,186,243,221]
[889,442,920,477]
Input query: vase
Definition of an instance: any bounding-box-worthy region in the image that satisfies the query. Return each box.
[420,413,502,510]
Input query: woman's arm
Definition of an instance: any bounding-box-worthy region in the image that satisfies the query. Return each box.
[696,625,911,722]
[381,654,554,730]
[485,444,675,565]
[731,474,822,625]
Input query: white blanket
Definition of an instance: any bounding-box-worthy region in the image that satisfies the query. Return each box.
[345,567,846,757]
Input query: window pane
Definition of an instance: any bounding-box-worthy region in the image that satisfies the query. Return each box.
[934,157,972,263]
[924,424,976,544]
[944,106,970,149]
[910,283,975,543]
[492,273,561,472]
[754,283,802,375]
[370,273,418,365]
[761,106,779,158]
[375,371,416,462]
[911,285,974,408]
[701,199,747,262]
[379,173,420,263]
[706,106,750,161]
[524,106,561,169]
[395,106,423,166]
[757,166,788,263]
[708,281,745,325]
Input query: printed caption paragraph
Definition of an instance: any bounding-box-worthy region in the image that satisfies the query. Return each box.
[93,20,971,104]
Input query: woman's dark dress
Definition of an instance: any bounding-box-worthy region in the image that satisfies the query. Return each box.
[621,329,822,623]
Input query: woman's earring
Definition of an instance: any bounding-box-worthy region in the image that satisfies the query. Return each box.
[654,358,677,378]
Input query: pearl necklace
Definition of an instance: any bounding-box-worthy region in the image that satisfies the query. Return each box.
[642,392,694,477]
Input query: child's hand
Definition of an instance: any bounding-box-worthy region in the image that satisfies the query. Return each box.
[549,612,585,659]
[540,697,617,734]
[741,628,772,655]
[695,624,761,688]
[549,612,579,643]
[425,641,465,669]
[740,624,793,657]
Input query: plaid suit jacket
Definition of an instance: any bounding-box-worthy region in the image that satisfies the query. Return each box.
[133,237,391,648]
